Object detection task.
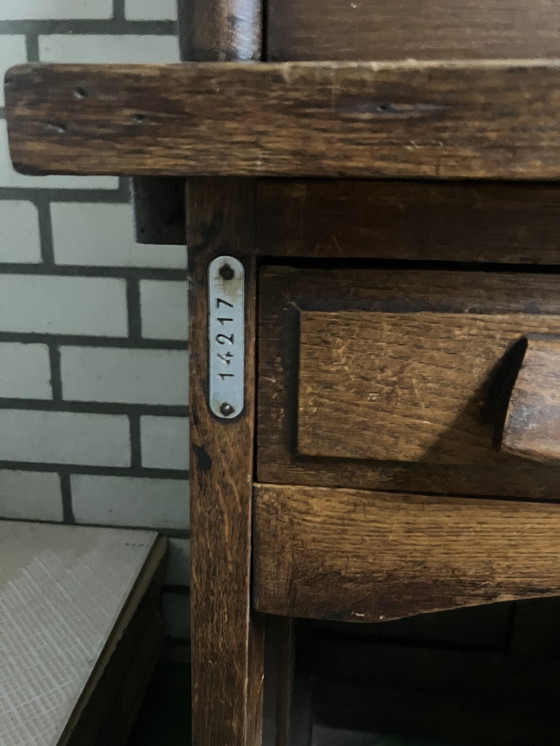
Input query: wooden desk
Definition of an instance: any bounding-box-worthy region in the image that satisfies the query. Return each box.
[6,2,560,743]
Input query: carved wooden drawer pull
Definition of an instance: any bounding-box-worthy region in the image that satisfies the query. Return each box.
[502,337,560,463]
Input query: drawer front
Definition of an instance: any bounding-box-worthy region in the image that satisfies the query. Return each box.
[253,483,560,622]
[257,266,560,499]
[298,310,560,465]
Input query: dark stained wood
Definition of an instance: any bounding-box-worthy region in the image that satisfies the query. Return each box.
[298,311,560,465]
[131,0,265,246]
[132,0,263,245]
[302,603,513,651]
[131,176,186,245]
[502,337,560,463]
[178,0,262,61]
[257,180,560,263]
[274,618,294,746]
[179,15,268,740]
[267,0,560,62]
[262,617,295,746]
[189,179,264,746]
[7,61,560,180]
[257,265,560,499]
[253,483,560,622]
[86,611,163,746]
[64,537,167,746]
[183,12,268,744]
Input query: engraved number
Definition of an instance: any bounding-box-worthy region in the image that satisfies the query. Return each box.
[209,257,244,417]
[217,297,233,309]
[216,333,234,345]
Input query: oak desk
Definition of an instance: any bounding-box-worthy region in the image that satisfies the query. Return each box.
[6,2,560,743]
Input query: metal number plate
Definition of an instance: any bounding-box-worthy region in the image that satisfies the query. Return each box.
[208,256,245,419]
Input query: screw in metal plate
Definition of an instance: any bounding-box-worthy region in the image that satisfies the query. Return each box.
[219,264,235,280]
[220,402,235,417]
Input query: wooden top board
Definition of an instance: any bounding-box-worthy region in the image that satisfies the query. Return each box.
[6,60,560,179]
[0,521,161,746]
[267,0,560,62]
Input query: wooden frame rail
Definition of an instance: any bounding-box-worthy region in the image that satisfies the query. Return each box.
[254,484,560,622]
[5,60,560,179]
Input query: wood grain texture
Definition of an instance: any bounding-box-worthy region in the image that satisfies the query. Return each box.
[253,483,560,622]
[257,266,560,499]
[183,9,268,742]
[132,0,264,246]
[267,0,560,61]
[133,0,263,246]
[502,337,560,463]
[189,179,264,746]
[7,60,560,179]
[257,180,560,263]
[298,311,559,464]
[178,0,262,61]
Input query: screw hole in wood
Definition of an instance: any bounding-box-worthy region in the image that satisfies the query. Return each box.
[47,122,66,134]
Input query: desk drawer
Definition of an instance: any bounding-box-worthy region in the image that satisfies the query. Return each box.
[298,309,559,464]
[257,266,560,499]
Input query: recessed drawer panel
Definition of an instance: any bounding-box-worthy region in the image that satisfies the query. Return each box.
[298,310,560,464]
[257,266,560,499]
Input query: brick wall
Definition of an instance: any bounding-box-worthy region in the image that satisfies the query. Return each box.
[0,1,190,644]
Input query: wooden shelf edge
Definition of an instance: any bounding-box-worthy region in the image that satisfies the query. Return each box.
[5,60,560,179]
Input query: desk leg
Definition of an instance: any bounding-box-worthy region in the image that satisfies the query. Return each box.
[189,178,265,746]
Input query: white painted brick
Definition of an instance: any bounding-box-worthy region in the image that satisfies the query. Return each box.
[39,34,179,63]
[0,470,63,522]
[0,201,41,263]
[162,592,190,639]
[166,538,190,586]
[0,410,130,466]
[141,415,189,470]
[125,0,177,20]
[140,280,188,340]
[51,203,187,269]
[0,0,112,20]
[0,343,52,399]
[0,120,119,190]
[61,347,188,405]
[71,474,189,529]
[0,36,26,106]
[0,274,127,336]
